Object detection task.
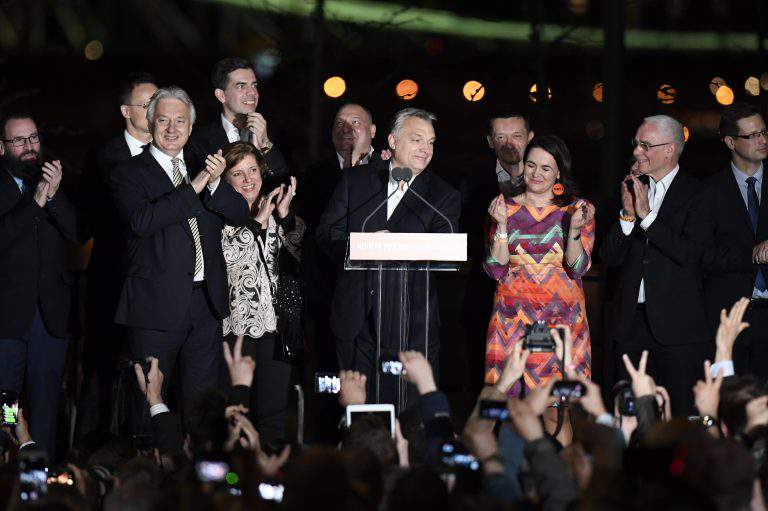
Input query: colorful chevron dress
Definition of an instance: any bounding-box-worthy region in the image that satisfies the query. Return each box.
[483,197,594,396]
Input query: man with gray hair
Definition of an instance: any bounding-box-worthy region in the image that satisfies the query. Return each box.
[316,107,460,406]
[110,86,249,433]
[600,114,710,415]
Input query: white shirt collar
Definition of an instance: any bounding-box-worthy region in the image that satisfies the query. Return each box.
[731,161,764,184]
[652,164,679,193]
[124,130,147,157]
[495,159,513,182]
[336,147,375,170]
[149,144,185,175]
[221,114,240,143]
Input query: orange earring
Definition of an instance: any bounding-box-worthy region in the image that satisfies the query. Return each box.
[552,178,564,196]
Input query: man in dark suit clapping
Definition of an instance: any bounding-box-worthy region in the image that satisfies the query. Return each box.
[110,86,249,433]
[0,113,86,460]
[703,102,768,379]
[76,73,158,445]
[600,114,710,415]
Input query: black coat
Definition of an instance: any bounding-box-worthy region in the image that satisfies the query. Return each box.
[109,148,250,331]
[0,171,83,338]
[599,171,710,346]
[187,119,289,182]
[315,158,461,343]
[702,167,768,326]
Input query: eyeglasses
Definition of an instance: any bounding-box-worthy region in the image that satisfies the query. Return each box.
[631,139,672,152]
[125,102,150,109]
[2,134,40,147]
[732,129,768,141]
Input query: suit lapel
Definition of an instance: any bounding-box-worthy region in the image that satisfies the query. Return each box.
[723,168,757,237]
[757,169,768,240]
[364,162,388,232]
[140,150,194,241]
[0,170,23,208]
[655,171,688,222]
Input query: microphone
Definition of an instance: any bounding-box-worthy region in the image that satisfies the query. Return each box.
[360,167,408,233]
[398,167,455,234]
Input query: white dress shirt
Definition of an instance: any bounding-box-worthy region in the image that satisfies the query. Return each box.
[386,164,417,220]
[336,147,375,170]
[222,114,241,144]
[619,165,679,303]
[730,162,768,298]
[495,159,513,184]
[149,145,216,282]
[124,130,147,157]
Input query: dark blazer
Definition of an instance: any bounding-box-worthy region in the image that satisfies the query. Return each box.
[80,135,136,288]
[315,158,461,342]
[599,170,710,346]
[188,119,289,182]
[702,166,768,326]
[0,171,82,338]
[300,152,384,313]
[109,148,250,331]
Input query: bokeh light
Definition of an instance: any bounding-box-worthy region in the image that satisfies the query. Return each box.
[323,76,346,98]
[745,76,760,96]
[528,83,552,103]
[592,82,603,103]
[84,40,103,60]
[683,126,690,141]
[657,84,677,104]
[709,77,726,95]
[462,80,485,102]
[716,85,734,105]
[396,79,419,100]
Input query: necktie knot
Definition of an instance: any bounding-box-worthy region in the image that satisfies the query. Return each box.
[747,176,758,187]
[171,158,181,169]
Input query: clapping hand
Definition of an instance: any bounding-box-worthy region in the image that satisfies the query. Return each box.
[223,335,256,388]
[204,150,226,182]
[627,175,651,219]
[716,297,749,362]
[253,187,281,228]
[275,176,297,219]
[41,160,62,198]
[622,351,656,398]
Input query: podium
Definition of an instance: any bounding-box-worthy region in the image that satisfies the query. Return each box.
[345,232,467,411]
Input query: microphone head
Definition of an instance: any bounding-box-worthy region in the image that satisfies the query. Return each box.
[400,167,413,182]
[392,167,405,182]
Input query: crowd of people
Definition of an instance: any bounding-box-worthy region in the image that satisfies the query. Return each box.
[1,55,768,509]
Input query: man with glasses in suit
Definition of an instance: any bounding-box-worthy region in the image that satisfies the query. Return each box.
[703,102,768,379]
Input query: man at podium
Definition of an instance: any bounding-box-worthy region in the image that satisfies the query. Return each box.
[316,107,461,406]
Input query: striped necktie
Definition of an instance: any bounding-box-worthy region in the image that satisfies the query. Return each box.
[171,158,204,278]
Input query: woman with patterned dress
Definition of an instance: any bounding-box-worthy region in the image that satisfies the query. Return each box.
[221,141,304,446]
[484,135,595,398]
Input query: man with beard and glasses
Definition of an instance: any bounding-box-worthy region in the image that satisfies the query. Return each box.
[189,57,289,186]
[0,113,86,461]
[459,113,533,396]
[75,73,158,448]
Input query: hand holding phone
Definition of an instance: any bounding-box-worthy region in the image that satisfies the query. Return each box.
[0,390,19,426]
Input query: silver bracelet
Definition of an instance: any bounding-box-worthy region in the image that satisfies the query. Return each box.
[494,231,508,241]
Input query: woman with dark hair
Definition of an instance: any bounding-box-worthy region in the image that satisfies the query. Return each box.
[220,141,304,446]
[484,135,595,396]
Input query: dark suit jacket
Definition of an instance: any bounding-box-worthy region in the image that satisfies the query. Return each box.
[702,166,768,326]
[0,171,82,338]
[300,152,383,314]
[109,148,249,331]
[315,158,461,343]
[188,119,289,182]
[80,135,136,309]
[599,170,710,346]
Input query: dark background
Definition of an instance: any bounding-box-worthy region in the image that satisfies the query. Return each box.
[1,0,765,406]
